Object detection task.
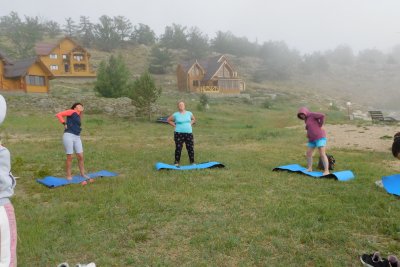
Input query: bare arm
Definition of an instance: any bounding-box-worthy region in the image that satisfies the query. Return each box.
[167,115,176,127]
[191,114,196,125]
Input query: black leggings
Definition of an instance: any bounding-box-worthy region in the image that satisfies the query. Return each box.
[174,132,195,164]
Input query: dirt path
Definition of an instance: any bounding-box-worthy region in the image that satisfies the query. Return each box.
[325,124,398,152]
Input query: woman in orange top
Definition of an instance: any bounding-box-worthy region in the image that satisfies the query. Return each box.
[55,103,89,180]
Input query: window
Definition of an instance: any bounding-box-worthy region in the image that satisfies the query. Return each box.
[50,65,58,70]
[73,54,84,61]
[25,75,45,86]
[73,64,86,72]
[49,54,58,59]
[218,80,239,89]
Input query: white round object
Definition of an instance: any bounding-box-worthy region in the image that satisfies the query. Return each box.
[0,95,6,125]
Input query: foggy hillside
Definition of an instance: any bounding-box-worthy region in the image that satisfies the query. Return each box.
[230,52,400,111]
[1,11,400,112]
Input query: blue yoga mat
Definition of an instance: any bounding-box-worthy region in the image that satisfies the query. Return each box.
[36,170,118,188]
[155,161,225,170]
[382,174,400,196]
[273,164,355,181]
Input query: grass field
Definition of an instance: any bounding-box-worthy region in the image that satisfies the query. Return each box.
[2,88,400,266]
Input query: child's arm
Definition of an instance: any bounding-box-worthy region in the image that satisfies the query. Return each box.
[309,112,325,126]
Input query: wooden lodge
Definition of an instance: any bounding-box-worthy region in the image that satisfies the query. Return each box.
[0,51,53,93]
[176,55,245,94]
[35,37,96,77]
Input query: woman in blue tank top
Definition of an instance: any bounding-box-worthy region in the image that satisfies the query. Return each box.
[167,101,196,166]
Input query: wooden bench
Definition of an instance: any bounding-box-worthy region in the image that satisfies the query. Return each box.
[368,111,398,123]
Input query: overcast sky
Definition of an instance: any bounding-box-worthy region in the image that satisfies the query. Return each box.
[2,0,400,54]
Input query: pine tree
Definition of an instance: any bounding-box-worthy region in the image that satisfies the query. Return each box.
[94,54,130,98]
[128,71,161,120]
[148,47,173,74]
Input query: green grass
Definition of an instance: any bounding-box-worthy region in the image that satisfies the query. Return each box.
[2,91,400,266]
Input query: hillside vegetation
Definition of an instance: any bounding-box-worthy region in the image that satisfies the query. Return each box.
[2,10,400,110]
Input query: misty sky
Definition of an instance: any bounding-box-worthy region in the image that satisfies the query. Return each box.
[2,0,400,54]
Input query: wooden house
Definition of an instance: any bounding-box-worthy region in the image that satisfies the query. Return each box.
[35,37,96,77]
[176,55,245,94]
[0,51,53,93]
[0,51,16,90]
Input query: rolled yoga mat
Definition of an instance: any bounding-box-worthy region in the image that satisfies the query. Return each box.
[155,161,225,170]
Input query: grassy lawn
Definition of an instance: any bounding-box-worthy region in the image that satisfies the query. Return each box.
[2,91,399,266]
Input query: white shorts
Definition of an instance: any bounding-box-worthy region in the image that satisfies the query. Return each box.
[63,132,83,154]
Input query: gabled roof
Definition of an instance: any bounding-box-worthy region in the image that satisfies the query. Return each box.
[4,57,53,78]
[202,55,226,80]
[188,60,205,74]
[0,50,13,65]
[200,55,236,80]
[35,36,89,56]
[35,42,58,56]
[179,55,237,81]
[179,60,197,73]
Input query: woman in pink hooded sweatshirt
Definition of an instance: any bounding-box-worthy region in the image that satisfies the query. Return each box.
[297,107,330,175]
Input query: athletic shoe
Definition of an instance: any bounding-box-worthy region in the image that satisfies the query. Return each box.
[389,255,399,267]
[57,263,69,267]
[375,180,384,188]
[360,252,390,267]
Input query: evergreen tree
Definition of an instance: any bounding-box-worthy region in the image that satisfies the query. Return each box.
[159,24,188,49]
[325,45,354,66]
[186,27,209,60]
[0,12,44,58]
[63,17,78,37]
[78,16,94,48]
[113,15,132,42]
[93,15,120,51]
[44,20,61,38]
[94,54,130,98]
[128,71,162,120]
[211,31,258,57]
[148,46,173,74]
[197,93,209,111]
[130,23,156,45]
[300,52,329,74]
[257,41,301,80]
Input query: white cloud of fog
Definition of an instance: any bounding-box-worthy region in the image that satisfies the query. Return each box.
[2,0,400,53]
